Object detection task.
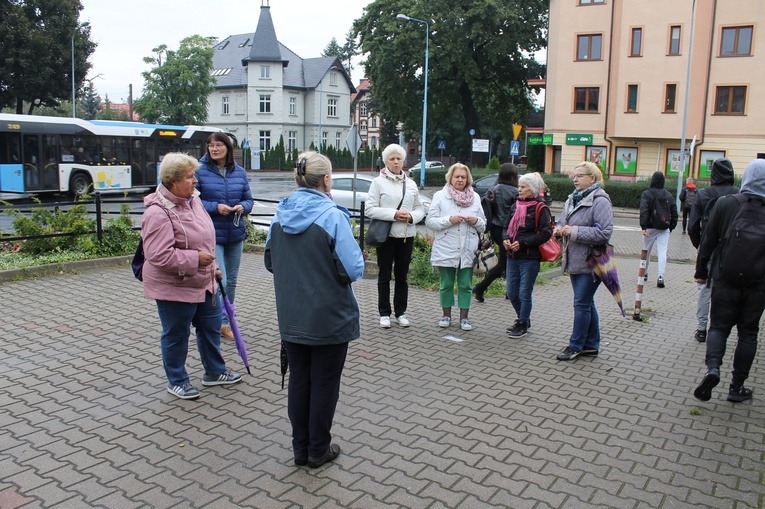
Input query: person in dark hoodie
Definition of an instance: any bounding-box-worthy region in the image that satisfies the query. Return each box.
[687,158,739,343]
[639,171,678,288]
[693,159,765,403]
[265,151,365,469]
[678,177,697,234]
[196,132,254,340]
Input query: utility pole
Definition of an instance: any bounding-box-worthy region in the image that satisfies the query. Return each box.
[128,84,133,121]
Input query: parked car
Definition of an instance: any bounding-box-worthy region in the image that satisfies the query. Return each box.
[472,174,498,198]
[408,161,445,171]
[331,174,431,219]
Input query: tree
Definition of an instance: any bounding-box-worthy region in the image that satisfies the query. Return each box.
[0,0,96,114]
[80,81,101,120]
[322,38,344,59]
[341,29,359,74]
[353,0,546,161]
[97,94,130,121]
[134,35,215,125]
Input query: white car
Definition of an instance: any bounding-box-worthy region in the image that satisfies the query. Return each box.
[331,174,430,219]
[409,161,445,171]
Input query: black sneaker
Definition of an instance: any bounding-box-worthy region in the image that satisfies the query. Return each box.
[657,276,665,288]
[506,319,531,332]
[307,444,341,468]
[693,368,720,401]
[580,348,599,357]
[694,329,707,343]
[727,385,753,403]
[556,346,581,361]
[507,321,528,338]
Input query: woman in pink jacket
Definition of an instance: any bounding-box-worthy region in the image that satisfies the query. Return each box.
[141,153,242,400]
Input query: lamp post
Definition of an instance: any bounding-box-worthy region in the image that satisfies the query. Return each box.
[71,21,90,118]
[676,0,696,209]
[396,13,429,188]
[317,65,340,154]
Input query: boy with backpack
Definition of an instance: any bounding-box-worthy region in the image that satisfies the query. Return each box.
[687,158,738,342]
[693,159,765,403]
[678,177,697,234]
[639,171,678,288]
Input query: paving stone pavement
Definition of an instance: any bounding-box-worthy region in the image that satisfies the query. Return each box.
[1,224,763,509]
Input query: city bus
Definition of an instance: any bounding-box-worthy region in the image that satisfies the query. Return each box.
[0,113,235,196]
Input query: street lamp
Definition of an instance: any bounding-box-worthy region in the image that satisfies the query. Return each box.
[676,0,696,208]
[71,21,90,118]
[396,13,429,188]
[317,65,341,154]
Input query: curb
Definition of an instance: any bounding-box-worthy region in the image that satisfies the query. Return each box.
[0,255,131,283]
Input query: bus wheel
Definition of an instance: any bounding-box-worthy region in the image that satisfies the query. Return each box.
[69,172,92,198]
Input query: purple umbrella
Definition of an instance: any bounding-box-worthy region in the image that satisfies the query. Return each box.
[217,279,251,374]
[587,242,626,317]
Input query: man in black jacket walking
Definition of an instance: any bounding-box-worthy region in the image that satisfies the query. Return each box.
[687,158,738,342]
[639,171,678,288]
[693,159,765,403]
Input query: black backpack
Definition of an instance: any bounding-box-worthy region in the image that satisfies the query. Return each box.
[717,195,765,288]
[650,192,672,230]
[683,187,697,209]
[480,188,495,233]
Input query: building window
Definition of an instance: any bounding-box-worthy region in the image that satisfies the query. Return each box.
[321,131,328,147]
[371,117,377,128]
[259,130,271,150]
[577,34,602,60]
[260,65,270,78]
[222,96,229,115]
[360,102,367,116]
[289,96,296,115]
[259,94,271,113]
[627,84,638,112]
[669,26,681,55]
[721,26,753,56]
[579,0,605,4]
[327,98,337,117]
[288,131,297,152]
[630,28,642,56]
[360,122,367,132]
[715,86,747,114]
[330,72,338,86]
[574,87,599,112]
[370,137,377,149]
[664,84,677,113]
[335,132,341,150]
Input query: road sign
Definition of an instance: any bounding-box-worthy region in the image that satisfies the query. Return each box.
[469,129,475,136]
[472,139,489,153]
[345,123,363,155]
[437,140,446,150]
[241,140,250,150]
[510,141,520,156]
[512,124,523,141]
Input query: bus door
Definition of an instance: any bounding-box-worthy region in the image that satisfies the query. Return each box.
[0,131,23,192]
[22,135,42,191]
[132,138,156,186]
[41,135,60,191]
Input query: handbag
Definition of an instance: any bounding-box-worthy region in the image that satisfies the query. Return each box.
[365,179,406,248]
[132,204,173,281]
[534,203,561,262]
[472,234,498,275]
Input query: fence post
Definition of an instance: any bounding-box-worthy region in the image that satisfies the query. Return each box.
[95,192,103,242]
[359,201,366,250]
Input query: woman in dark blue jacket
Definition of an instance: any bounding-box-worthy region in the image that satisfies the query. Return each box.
[195,133,254,339]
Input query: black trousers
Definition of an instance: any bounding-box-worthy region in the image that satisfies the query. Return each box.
[473,224,507,294]
[285,341,348,459]
[376,237,414,317]
[682,206,691,232]
[705,282,765,386]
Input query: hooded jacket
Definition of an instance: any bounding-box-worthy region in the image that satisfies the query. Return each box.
[426,186,486,268]
[639,171,678,231]
[695,159,765,284]
[141,185,218,303]
[688,157,739,248]
[557,187,613,274]
[265,188,365,345]
[195,154,254,245]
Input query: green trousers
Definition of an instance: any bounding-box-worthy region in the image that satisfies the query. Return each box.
[438,266,473,309]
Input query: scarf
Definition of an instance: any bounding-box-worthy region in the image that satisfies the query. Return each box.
[446,183,475,208]
[381,168,406,182]
[506,196,538,241]
[569,182,601,215]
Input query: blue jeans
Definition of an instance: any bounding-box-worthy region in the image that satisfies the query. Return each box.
[506,258,540,323]
[216,241,244,326]
[156,291,226,387]
[568,273,602,351]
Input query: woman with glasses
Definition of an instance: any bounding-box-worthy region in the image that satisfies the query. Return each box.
[553,162,613,361]
[196,133,253,339]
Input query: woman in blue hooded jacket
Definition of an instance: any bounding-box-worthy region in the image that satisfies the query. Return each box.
[196,133,254,339]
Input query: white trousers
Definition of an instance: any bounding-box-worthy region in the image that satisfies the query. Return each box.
[642,228,670,278]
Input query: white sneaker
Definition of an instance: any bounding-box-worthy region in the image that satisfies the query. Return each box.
[396,315,410,327]
[438,316,451,328]
[460,319,473,331]
[379,316,391,328]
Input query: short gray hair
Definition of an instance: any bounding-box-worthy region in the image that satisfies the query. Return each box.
[382,143,406,163]
[519,172,545,194]
[159,153,199,186]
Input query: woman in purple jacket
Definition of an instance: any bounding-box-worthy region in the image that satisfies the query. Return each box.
[141,153,242,400]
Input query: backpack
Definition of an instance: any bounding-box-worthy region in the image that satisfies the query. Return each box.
[683,187,697,209]
[480,188,495,233]
[650,191,672,230]
[717,195,765,288]
[699,194,722,239]
[132,205,173,281]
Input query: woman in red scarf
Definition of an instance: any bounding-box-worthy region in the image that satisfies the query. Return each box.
[504,173,553,338]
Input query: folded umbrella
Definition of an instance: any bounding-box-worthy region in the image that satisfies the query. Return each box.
[217,279,251,374]
[587,242,626,317]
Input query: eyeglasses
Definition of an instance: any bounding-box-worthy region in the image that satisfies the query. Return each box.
[572,173,592,180]
[208,143,226,149]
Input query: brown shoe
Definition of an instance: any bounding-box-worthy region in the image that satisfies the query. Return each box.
[221,325,234,339]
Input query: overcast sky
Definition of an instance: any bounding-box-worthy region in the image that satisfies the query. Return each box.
[80,0,371,102]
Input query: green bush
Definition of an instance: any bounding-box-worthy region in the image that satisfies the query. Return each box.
[540,173,683,208]
[8,199,94,254]
[487,156,501,171]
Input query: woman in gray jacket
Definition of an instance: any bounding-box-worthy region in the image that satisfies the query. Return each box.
[553,162,613,361]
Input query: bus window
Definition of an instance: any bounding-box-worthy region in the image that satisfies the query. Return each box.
[23,136,41,190]
[0,133,21,164]
[42,135,59,190]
